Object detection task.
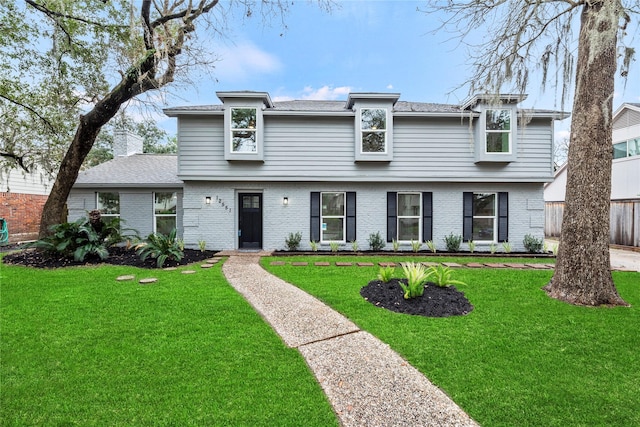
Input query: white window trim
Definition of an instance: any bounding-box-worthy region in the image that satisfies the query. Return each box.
[484,109,512,155]
[96,192,120,220]
[153,191,177,235]
[230,107,258,154]
[223,103,265,161]
[475,106,518,163]
[397,192,422,243]
[320,191,346,243]
[359,107,388,154]
[353,104,394,162]
[473,192,497,243]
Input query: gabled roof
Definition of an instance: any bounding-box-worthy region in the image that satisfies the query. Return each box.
[74,154,180,188]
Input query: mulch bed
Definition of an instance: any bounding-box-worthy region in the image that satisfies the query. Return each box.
[360,279,474,318]
[2,247,217,269]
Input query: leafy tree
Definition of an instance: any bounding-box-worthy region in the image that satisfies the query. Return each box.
[426,1,636,306]
[1,1,314,238]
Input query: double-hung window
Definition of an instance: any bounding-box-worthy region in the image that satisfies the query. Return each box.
[96,192,119,223]
[230,107,257,153]
[154,192,177,235]
[613,138,640,159]
[321,192,345,243]
[397,193,421,242]
[472,193,497,242]
[485,109,512,153]
[361,108,387,153]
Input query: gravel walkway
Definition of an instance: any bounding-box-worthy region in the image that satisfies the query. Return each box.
[222,254,479,427]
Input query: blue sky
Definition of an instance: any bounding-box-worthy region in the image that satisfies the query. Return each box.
[154,0,640,141]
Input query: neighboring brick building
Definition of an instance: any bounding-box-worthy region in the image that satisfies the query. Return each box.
[0,166,53,243]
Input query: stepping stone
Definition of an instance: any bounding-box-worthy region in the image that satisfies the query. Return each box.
[270,261,286,266]
[336,262,353,267]
[442,262,462,268]
[421,262,440,267]
[200,263,214,268]
[292,262,308,266]
[356,262,375,267]
[205,258,220,264]
[139,278,158,285]
[314,262,331,266]
[163,267,177,271]
[504,263,527,269]
[116,275,135,281]
[182,270,196,274]
[379,262,396,267]
[544,264,557,269]
[526,263,553,269]
[484,263,507,268]
[466,263,484,268]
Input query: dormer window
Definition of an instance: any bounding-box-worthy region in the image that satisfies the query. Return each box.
[218,91,272,161]
[231,108,257,153]
[485,109,512,154]
[361,108,387,153]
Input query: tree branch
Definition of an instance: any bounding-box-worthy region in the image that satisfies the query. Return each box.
[0,94,57,134]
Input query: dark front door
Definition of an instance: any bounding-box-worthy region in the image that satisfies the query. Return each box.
[238,193,262,249]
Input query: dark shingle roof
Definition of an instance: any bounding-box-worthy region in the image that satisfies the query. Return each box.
[75,154,180,187]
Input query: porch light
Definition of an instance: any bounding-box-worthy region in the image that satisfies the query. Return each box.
[205,196,212,205]
[283,197,289,206]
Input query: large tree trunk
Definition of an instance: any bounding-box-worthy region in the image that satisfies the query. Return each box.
[543,1,628,306]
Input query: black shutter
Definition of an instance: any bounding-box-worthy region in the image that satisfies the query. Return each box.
[310,192,320,242]
[422,192,433,242]
[387,192,397,242]
[463,192,473,241]
[498,192,509,242]
[346,192,356,242]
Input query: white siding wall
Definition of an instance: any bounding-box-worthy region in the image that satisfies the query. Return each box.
[183,181,544,252]
[1,167,53,195]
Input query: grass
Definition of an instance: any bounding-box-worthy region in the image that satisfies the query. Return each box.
[1,260,338,426]
[262,256,640,426]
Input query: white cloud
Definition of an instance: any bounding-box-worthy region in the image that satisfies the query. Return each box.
[386,84,394,90]
[300,85,352,100]
[214,41,282,81]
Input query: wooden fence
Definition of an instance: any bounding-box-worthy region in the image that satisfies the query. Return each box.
[545,200,640,247]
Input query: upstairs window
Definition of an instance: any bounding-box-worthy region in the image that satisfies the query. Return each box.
[231,108,257,153]
[485,109,511,153]
[96,192,119,223]
[614,138,640,159]
[361,108,387,153]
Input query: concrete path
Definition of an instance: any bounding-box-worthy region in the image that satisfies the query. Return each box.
[222,254,478,427]
[545,239,640,272]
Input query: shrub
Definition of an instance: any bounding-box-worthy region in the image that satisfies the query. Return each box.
[377,265,396,283]
[329,241,340,252]
[426,240,437,253]
[285,232,302,251]
[136,228,184,268]
[350,240,359,252]
[309,240,319,252]
[367,232,385,251]
[28,215,137,262]
[444,233,462,252]
[502,241,512,253]
[523,234,544,253]
[198,240,207,252]
[426,265,468,288]
[410,240,422,253]
[489,243,497,254]
[392,239,400,252]
[399,262,430,299]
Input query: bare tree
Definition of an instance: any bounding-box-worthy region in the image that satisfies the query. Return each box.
[426,0,637,306]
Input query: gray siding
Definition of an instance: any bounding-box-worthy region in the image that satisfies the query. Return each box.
[177,115,554,182]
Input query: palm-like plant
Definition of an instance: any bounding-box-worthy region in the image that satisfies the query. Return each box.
[426,265,468,288]
[399,262,430,299]
[136,228,184,268]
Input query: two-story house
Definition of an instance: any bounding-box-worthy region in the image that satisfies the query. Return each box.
[68,91,568,251]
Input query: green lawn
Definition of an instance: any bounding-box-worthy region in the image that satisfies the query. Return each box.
[263,256,640,427]
[1,260,338,426]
